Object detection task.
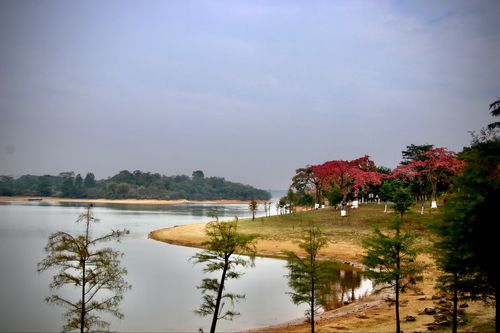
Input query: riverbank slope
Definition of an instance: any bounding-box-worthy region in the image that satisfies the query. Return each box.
[149,205,495,333]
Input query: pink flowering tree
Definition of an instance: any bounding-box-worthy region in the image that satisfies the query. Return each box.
[309,156,383,215]
[391,148,465,208]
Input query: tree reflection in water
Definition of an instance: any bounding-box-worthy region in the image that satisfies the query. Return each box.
[317,262,367,311]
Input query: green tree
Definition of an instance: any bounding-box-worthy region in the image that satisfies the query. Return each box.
[59,172,75,197]
[285,224,329,333]
[192,170,205,180]
[401,144,434,165]
[249,200,258,221]
[207,207,220,222]
[83,172,96,188]
[432,139,499,332]
[191,220,257,333]
[38,175,53,196]
[362,192,425,333]
[37,204,130,333]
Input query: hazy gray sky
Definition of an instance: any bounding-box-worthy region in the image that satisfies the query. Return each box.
[1,0,499,190]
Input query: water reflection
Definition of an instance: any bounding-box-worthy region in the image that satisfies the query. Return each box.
[0,202,371,332]
[320,265,370,311]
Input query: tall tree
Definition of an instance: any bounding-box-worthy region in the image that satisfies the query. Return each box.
[291,167,323,206]
[401,144,434,165]
[309,156,383,215]
[362,190,425,333]
[391,147,465,209]
[59,171,75,198]
[286,224,329,333]
[38,175,53,196]
[191,220,257,333]
[37,204,130,333]
[83,172,96,188]
[249,200,258,221]
[433,139,499,331]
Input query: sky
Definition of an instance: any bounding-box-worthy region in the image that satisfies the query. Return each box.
[1,0,499,190]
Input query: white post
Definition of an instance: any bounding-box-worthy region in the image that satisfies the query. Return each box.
[431,200,438,209]
[384,203,387,213]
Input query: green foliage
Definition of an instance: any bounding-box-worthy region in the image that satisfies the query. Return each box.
[37,204,130,333]
[249,200,258,220]
[191,221,257,333]
[286,224,329,333]
[362,198,426,333]
[401,144,434,165]
[0,170,271,201]
[392,187,413,217]
[37,175,53,196]
[324,184,343,207]
[378,179,404,202]
[431,139,499,329]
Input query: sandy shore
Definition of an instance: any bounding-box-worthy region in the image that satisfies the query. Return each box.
[0,196,265,205]
[150,223,494,333]
[149,223,365,268]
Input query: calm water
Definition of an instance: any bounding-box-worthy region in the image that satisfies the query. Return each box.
[0,201,371,332]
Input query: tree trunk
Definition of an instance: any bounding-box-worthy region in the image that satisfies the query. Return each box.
[395,223,401,333]
[210,257,228,333]
[311,253,315,333]
[395,276,400,333]
[81,258,85,333]
[452,272,458,333]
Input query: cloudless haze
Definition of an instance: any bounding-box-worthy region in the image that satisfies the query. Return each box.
[1,0,499,189]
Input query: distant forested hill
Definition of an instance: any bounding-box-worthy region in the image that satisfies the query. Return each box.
[0,170,271,201]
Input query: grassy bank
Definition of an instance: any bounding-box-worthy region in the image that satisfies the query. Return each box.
[150,203,495,332]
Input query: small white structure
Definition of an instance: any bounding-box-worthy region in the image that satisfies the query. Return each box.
[431,200,438,209]
[352,200,359,209]
[314,203,320,209]
[341,209,347,217]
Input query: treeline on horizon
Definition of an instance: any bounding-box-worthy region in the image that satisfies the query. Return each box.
[0,169,271,201]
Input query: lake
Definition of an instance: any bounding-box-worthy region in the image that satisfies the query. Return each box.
[0,201,371,332]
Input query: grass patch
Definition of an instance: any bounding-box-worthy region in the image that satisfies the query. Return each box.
[237,203,442,247]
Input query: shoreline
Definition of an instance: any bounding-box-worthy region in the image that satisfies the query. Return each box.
[0,196,269,205]
[149,223,493,333]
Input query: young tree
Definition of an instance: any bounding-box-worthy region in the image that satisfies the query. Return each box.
[191,220,257,333]
[362,191,425,333]
[207,207,220,222]
[249,200,258,220]
[285,224,329,333]
[37,204,130,333]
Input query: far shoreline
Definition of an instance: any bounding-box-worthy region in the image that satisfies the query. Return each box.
[0,196,271,205]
